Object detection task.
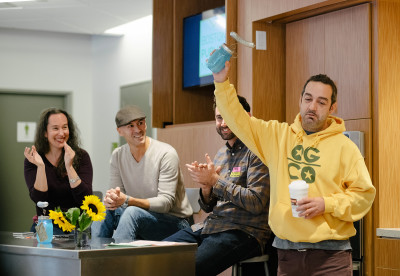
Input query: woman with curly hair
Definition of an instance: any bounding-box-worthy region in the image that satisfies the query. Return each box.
[24,108,93,234]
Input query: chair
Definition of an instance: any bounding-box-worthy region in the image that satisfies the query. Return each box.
[232,254,270,276]
[232,232,277,276]
[185,187,200,225]
[185,187,200,212]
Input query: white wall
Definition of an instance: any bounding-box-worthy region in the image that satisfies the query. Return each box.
[0,29,93,148]
[0,15,153,196]
[91,15,153,194]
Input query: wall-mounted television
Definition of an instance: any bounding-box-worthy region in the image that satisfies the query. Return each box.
[182,6,226,89]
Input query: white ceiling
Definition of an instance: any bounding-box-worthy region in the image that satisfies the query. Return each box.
[0,0,152,35]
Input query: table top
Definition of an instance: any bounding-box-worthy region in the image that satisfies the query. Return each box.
[0,231,197,259]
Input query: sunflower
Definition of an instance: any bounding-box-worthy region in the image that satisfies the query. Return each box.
[59,216,76,232]
[49,210,63,226]
[49,210,76,232]
[81,195,106,222]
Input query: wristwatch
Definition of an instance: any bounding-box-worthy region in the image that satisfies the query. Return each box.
[69,176,80,184]
[121,195,130,208]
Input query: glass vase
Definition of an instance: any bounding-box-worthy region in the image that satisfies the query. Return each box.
[36,216,53,243]
[74,228,91,248]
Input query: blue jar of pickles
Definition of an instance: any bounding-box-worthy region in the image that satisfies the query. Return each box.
[36,216,53,243]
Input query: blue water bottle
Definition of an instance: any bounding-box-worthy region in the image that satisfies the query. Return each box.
[36,216,53,243]
[206,44,233,73]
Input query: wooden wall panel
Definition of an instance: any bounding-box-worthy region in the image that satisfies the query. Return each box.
[252,21,286,122]
[237,0,253,106]
[173,0,225,125]
[377,0,400,228]
[157,125,194,187]
[285,15,325,123]
[226,0,238,89]
[375,268,400,276]
[251,0,369,23]
[371,0,400,270]
[192,125,224,169]
[251,0,324,22]
[371,2,380,276]
[376,238,400,271]
[152,0,174,128]
[325,4,371,120]
[157,121,223,188]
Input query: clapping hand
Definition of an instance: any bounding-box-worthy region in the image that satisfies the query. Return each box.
[24,146,44,167]
[63,142,75,169]
[186,154,221,190]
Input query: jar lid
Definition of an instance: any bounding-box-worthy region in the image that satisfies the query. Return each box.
[38,215,50,219]
[221,43,234,54]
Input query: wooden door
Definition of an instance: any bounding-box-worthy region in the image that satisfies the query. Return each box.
[286,4,371,122]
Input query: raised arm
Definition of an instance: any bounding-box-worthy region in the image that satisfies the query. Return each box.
[213,61,272,165]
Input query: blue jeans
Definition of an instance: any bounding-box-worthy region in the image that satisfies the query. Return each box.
[164,227,262,276]
[91,207,189,242]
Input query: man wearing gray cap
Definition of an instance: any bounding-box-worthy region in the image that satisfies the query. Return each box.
[93,105,193,241]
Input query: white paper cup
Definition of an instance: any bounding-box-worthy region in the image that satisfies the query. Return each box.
[289,180,309,217]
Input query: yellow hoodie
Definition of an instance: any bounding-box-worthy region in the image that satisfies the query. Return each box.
[215,80,375,243]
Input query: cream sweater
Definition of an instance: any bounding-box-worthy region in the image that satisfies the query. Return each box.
[109,138,193,218]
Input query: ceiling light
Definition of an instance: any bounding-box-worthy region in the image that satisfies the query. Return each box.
[104,15,152,35]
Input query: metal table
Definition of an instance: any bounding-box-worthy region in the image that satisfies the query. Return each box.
[0,232,196,276]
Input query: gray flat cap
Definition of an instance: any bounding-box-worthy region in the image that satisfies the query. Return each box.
[115,105,146,127]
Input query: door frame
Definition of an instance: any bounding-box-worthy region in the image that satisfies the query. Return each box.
[0,88,72,113]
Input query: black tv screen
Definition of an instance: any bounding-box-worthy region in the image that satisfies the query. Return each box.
[182,6,226,89]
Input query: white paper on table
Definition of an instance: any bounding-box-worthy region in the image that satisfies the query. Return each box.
[107,240,179,247]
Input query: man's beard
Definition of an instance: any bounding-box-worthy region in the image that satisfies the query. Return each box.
[216,127,236,140]
[301,111,327,132]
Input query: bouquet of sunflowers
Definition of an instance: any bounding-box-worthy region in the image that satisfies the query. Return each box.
[49,195,106,234]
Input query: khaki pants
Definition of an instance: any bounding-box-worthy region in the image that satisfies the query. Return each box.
[277,248,352,276]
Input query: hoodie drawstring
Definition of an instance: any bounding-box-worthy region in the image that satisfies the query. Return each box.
[311,135,321,148]
[296,132,303,143]
[294,131,321,148]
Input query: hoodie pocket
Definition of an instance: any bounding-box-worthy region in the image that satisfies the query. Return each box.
[270,201,334,242]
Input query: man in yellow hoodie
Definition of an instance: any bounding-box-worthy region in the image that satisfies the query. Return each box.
[212,61,375,275]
